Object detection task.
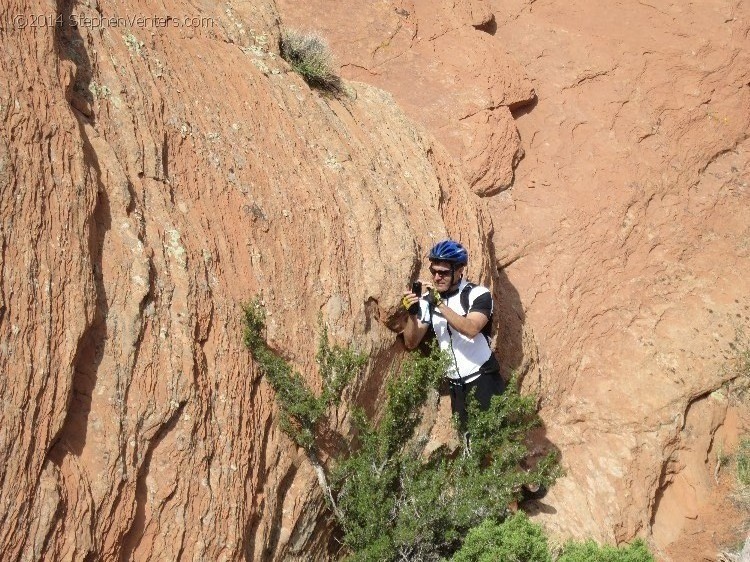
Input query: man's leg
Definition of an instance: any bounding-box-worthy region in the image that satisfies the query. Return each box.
[467,371,505,412]
[449,382,469,430]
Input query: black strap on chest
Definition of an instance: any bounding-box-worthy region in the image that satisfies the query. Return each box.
[459,282,476,314]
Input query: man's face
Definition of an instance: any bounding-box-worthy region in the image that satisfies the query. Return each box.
[429,261,463,292]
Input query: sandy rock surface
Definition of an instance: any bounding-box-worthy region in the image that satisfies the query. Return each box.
[278,0,750,559]
[277,0,534,196]
[2,0,750,560]
[487,0,750,558]
[0,0,494,559]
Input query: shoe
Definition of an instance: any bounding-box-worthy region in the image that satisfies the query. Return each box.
[521,483,548,501]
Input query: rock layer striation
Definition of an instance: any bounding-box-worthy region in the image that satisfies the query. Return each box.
[0,0,494,559]
[279,0,750,559]
[2,0,750,560]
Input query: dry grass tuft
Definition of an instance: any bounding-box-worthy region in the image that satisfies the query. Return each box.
[279,30,342,92]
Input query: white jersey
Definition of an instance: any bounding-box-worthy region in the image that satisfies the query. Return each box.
[418,279,498,383]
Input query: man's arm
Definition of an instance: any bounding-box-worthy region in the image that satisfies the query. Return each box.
[403,313,430,349]
[401,291,429,349]
[437,304,489,338]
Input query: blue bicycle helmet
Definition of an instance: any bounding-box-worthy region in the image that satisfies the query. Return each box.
[428,240,468,265]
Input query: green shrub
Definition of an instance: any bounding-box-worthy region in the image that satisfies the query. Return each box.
[242,299,365,451]
[557,539,654,562]
[331,343,449,560]
[738,438,750,487]
[450,513,551,562]
[279,30,342,91]
[242,300,562,560]
[332,363,561,560]
[451,519,657,562]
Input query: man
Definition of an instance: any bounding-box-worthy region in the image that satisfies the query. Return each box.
[401,239,505,428]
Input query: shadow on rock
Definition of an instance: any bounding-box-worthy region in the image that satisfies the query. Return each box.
[494,260,563,511]
[522,499,558,516]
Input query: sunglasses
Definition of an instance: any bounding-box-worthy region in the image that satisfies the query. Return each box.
[429,267,452,278]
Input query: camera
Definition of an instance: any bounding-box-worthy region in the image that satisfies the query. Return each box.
[409,281,422,314]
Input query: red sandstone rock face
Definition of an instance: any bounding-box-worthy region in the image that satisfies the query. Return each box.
[277,0,534,197]
[0,1,495,559]
[488,1,750,558]
[278,0,750,559]
[2,0,750,560]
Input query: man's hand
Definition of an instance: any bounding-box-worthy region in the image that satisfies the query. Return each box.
[401,286,429,349]
[421,284,489,339]
[423,288,443,308]
[401,290,421,315]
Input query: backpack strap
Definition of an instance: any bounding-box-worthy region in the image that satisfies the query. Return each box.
[459,282,476,315]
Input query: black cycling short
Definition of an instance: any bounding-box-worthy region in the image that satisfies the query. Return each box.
[448,371,506,429]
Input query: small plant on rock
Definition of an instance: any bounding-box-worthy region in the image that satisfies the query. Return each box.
[450,513,551,562]
[243,299,365,451]
[735,437,750,514]
[556,538,654,562]
[738,438,750,488]
[279,30,342,91]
